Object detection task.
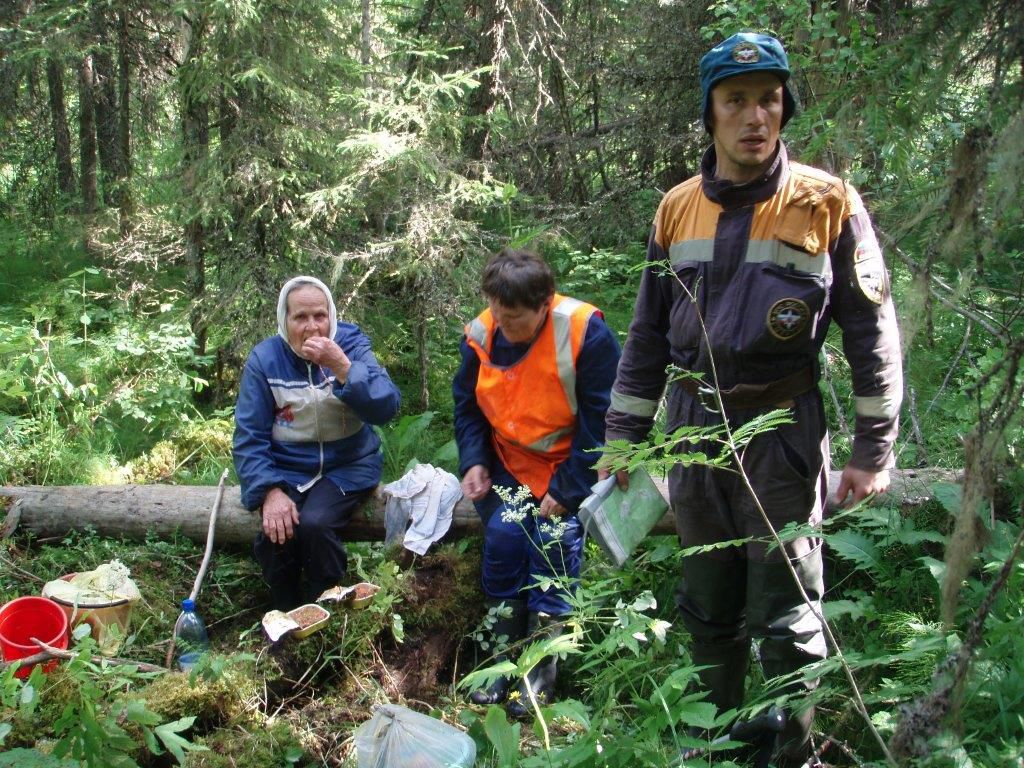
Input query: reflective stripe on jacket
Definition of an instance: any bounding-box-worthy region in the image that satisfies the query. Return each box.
[465,294,601,498]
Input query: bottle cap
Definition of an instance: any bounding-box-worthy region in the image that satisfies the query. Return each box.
[182,598,196,612]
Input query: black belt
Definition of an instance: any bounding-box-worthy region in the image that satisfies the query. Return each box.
[678,367,815,410]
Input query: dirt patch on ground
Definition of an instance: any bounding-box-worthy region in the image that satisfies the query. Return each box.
[373,550,482,701]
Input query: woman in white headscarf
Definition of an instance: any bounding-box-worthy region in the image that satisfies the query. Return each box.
[233,277,401,610]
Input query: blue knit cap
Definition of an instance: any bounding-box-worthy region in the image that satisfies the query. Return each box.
[700,33,797,132]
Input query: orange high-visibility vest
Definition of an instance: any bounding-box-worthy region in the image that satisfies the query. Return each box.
[465,294,601,499]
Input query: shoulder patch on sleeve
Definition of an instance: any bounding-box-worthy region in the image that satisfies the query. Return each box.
[853,239,889,304]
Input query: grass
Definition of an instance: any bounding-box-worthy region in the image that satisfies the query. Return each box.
[0,218,95,310]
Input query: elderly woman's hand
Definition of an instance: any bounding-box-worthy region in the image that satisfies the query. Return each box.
[301,337,353,383]
[262,487,301,544]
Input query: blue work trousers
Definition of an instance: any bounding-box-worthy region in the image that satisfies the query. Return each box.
[474,465,584,616]
[253,479,372,610]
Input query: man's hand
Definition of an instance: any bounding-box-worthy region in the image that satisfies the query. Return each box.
[301,336,352,383]
[538,493,567,518]
[461,464,492,501]
[597,466,630,491]
[262,487,300,545]
[835,465,890,507]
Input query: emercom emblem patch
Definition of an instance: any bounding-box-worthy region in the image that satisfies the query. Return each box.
[767,298,810,340]
[732,42,760,64]
[854,240,887,304]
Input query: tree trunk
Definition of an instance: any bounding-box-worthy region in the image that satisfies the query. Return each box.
[79,53,99,214]
[46,56,76,200]
[93,44,124,207]
[117,7,134,234]
[361,0,372,89]
[462,0,501,161]
[0,0,30,121]
[542,0,588,204]
[180,16,210,358]
[1,468,962,548]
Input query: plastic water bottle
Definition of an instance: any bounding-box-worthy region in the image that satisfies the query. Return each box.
[174,598,209,672]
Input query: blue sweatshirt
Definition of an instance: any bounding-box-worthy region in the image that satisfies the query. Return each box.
[233,323,401,510]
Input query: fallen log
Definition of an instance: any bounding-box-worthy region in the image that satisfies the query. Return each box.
[1,468,960,547]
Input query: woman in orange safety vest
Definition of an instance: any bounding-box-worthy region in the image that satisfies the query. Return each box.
[452,249,620,717]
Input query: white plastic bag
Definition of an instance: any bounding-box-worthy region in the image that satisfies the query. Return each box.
[42,559,142,604]
[354,704,476,768]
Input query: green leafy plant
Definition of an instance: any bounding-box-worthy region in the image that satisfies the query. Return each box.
[0,633,206,768]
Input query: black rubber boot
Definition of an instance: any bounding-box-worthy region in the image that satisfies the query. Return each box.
[690,637,751,715]
[747,542,826,768]
[678,638,751,760]
[675,549,750,754]
[469,599,528,705]
[506,612,562,719]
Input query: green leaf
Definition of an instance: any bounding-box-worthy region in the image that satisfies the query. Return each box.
[0,748,78,767]
[153,716,206,765]
[931,482,961,516]
[629,590,657,612]
[892,522,945,547]
[827,529,880,571]
[673,699,720,730]
[460,659,517,693]
[483,705,520,768]
[649,619,672,643]
[824,598,871,621]
[646,541,677,562]
[920,556,946,586]
[124,699,162,727]
[542,698,591,729]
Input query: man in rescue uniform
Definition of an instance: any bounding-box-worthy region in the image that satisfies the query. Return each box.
[602,34,902,765]
[454,248,620,717]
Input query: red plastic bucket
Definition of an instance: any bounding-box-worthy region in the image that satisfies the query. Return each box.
[0,596,70,678]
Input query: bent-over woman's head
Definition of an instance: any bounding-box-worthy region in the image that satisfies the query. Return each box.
[481,249,555,311]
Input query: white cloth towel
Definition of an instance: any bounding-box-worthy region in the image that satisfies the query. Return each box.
[381,463,462,555]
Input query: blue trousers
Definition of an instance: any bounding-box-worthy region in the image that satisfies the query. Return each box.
[253,479,372,610]
[473,465,584,616]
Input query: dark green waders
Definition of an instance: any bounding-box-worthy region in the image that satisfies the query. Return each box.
[677,543,826,767]
[748,543,826,767]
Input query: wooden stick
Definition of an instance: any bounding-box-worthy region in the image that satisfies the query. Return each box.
[1,497,22,539]
[190,469,229,602]
[0,638,167,675]
[0,551,44,583]
[166,469,229,669]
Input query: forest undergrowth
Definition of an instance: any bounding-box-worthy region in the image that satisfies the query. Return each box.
[1,236,1021,765]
